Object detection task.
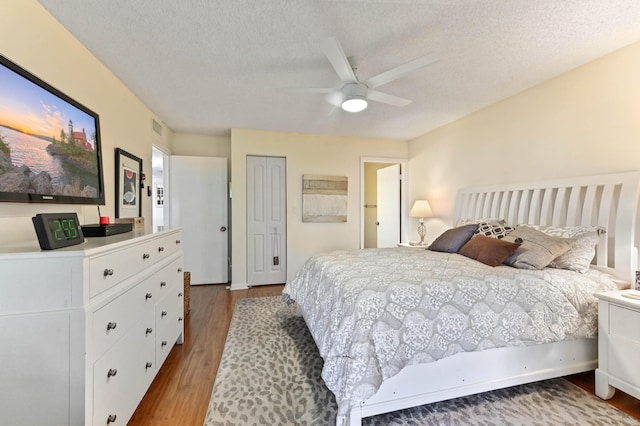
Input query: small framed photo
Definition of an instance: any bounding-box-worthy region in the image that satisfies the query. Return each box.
[115,148,142,218]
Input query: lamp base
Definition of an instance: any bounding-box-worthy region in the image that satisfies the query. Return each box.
[417,222,426,245]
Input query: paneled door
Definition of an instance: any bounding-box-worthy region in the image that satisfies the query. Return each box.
[170,156,228,284]
[376,164,401,247]
[246,155,286,285]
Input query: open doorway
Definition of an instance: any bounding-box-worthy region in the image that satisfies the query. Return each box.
[151,145,170,228]
[360,157,408,248]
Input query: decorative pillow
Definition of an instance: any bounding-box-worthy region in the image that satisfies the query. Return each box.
[474,222,514,239]
[458,235,521,267]
[548,230,599,273]
[502,226,571,270]
[521,224,606,238]
[428,224,479,253]
[456,218,506,226]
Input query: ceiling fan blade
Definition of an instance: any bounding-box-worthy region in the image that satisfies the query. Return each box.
[365,53,439,89]
[367,89,412,107]
[281,87,336,94]
[320,37,357,84]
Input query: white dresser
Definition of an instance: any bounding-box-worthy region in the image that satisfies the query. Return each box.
[0,227,184,425]
[595,289,640,402]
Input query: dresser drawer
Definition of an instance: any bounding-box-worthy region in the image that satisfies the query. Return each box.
[150,257,183,299]
[152,232,183,264]
[156,288,183,368]
[93,323,155,426]
[89,241,157,298]
[92,277,156,359]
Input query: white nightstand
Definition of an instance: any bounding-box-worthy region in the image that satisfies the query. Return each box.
[595,289,640,402]
[397,242,428,248]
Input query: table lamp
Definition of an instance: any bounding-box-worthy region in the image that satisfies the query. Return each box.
[409,199,433,245]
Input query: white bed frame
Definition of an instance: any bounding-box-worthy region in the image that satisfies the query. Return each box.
[339,171,640,426]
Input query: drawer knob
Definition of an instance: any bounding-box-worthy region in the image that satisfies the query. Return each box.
[178,317,183,322]
[143,253,150,260]
[103,268,114,277]
[107,368,117,378]
[178,292,183,297]
[161,311,167,317]
[158,246,165,252]
[107,414,117,424]
[176,239,181,244]
[160,281,167,287]
[178,268,183,273]
[161,340,167,347]
[145,293,153,300]
[145,362,153,370]
[106,322,117,331]
[146,327,153,335]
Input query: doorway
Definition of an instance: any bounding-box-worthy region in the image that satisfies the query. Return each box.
[151,145,170,228]
[360,157,408,248]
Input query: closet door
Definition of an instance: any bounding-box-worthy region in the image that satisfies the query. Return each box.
[246,156,286,285]
[170,156,228,284]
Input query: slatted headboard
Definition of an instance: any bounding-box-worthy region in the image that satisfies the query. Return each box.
[454,171,640,282]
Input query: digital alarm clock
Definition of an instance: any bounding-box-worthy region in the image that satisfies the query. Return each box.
[32,213,85,250]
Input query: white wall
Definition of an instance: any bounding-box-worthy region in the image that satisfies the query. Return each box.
[230,128,408,288]
[0,1,171,244]
[409,40,640,243]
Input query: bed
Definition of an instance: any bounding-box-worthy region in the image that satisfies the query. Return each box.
[283,171,640,426]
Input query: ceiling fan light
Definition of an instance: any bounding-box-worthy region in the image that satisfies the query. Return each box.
[341,96,368,112]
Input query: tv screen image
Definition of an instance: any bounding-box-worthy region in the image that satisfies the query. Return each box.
[0,54,105,205]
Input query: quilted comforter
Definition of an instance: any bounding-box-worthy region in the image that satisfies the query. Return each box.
[282,247,618,418]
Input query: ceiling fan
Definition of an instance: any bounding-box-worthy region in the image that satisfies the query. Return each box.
[307,37,439,113]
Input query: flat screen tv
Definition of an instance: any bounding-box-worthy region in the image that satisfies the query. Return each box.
[0,53,105,205]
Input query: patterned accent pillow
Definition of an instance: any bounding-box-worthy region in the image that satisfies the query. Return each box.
[456,217,506,226]
[502,226,571,270]
[474,222,514,239]
[548,231,600,273]
[458,235,521,267]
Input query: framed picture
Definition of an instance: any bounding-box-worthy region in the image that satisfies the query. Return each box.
[115,148,142,218]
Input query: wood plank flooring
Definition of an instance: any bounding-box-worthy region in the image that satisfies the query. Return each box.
[129,283,640,425]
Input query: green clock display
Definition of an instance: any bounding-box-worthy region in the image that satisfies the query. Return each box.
[32,213,85,250]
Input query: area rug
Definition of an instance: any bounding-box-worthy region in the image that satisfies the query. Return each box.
[203,296,639,426]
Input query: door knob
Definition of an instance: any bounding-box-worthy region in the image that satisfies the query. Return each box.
[376,221,380,226]
[220,226,227,232]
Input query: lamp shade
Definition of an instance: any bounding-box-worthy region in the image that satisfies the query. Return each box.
[409,199,433,218]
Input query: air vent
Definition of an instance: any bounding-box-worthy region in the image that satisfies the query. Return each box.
[152,119,162,136]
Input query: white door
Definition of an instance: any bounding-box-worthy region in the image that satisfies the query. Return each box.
[376,164,401,247]
[170,156,228,285]
[246,156,286,285]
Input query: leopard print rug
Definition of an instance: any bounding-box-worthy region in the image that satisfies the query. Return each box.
[203,296,639,426]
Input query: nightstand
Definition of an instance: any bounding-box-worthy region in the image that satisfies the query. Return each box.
[397,242,428,248]
[595,289,640,401]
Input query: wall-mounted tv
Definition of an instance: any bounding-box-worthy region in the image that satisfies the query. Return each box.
[0,53,105,205]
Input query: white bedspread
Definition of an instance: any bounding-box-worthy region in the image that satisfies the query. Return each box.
[282,247,619,418]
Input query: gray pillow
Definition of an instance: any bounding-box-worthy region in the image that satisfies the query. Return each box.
[428,224,479,253]
[502,226,571,269]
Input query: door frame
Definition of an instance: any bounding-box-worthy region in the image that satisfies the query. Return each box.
[360,156,408,249]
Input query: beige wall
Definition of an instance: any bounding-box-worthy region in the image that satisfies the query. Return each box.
[0,1,171,244]
[171,133,231,178]
[409,40,640,243]
[230,128,408,288]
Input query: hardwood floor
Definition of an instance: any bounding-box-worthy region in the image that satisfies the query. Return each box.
[129,283,640,425]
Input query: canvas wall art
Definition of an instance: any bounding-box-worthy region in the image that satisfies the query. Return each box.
[302,174,347,222]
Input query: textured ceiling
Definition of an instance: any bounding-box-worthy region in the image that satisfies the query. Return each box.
[38,0,640,140]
